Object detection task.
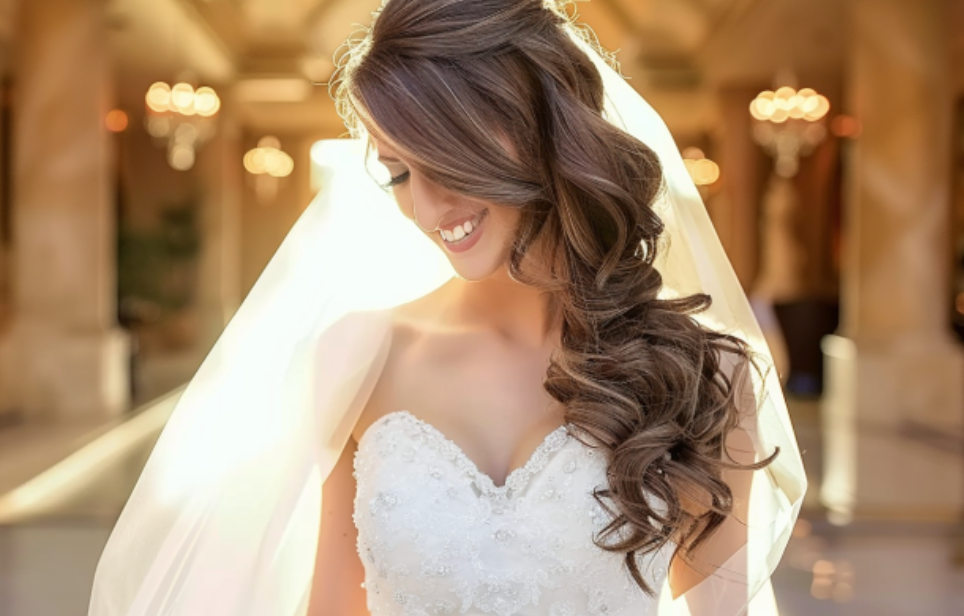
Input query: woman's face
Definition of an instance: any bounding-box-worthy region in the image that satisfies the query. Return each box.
[374,138,520,282]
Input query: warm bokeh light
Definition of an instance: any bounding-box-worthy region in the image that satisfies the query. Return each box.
[105,109,129,133]
[751,85,831,178]
[751,86,830,123]
[170,83,196,115]
[808,558,856,603]
[194,86,221,117]
[810,559,835,599]
[145,116,170,138]
[145,81,220,118]
[831,114,863,138]
[169,144,195,171]
[681,146,706,160]
[682,148,720,186]
[244,136,294,178]
[791,518,812,538]
[143,81,221,171]
[258,135,281,150]
[145,82,172,113]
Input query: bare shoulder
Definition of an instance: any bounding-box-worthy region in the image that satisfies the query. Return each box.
[351,279,458,442]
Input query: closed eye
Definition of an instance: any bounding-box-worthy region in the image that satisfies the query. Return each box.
[381,170,411,190]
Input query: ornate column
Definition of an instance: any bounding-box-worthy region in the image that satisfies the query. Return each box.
[195,112,242,353]
[716,85,765,289]
[822,0,964,521]
[0,0,128,418]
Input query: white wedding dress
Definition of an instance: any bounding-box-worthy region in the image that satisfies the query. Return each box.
[86,26,807,616]
[353,410,674,616]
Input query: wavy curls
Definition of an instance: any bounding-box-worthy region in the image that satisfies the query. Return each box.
[331,0,774,595]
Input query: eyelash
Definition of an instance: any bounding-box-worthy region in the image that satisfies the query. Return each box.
[381,170,411,189]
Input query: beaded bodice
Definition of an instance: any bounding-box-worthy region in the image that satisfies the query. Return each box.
[352,410,672,616]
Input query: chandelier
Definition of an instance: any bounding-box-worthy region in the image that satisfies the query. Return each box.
[750,86,830,178]
[244,136,295,205]
[144,82,222,171]
[682,147,721,187]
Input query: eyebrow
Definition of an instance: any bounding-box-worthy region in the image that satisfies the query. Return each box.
[377,156,402,163]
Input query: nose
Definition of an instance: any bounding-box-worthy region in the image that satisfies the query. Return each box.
[410,172,457,232]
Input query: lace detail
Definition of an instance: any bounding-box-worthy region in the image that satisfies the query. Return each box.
[368,410,571,501]
[353,410,672,616]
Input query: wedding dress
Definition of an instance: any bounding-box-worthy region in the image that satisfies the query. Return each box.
[87,17,806,616]
[354,410,674,616]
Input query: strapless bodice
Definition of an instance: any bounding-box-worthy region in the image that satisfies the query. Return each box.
[352,410,672,616]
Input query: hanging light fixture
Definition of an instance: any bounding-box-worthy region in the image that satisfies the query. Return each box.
[681,147,721,187]
[749,86,830,178]
[243,136,294,178]
[144,81,221,171]
[750,87,830,123]
[244,136,295,205]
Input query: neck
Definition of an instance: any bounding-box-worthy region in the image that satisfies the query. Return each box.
[447,265,560,350]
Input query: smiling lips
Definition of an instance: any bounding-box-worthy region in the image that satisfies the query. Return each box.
[439,209,488,244]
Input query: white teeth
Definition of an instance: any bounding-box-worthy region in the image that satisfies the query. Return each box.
[440,209,486,243]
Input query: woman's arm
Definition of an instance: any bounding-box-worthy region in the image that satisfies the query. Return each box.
[667,350,758,602]
[667,425,756,598]
[306,437,369,616]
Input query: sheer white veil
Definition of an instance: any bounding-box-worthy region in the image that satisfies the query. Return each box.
[88,6,806,616]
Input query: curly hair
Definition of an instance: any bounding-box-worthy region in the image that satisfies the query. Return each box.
[331,0,774,594]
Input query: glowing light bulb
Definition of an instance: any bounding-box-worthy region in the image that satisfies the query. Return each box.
[146,82,172,113]
[106,109,129,132]
[804,95,831,121]
[244,148,267,174]
[171,83,196,114]
[244,136,295,178]
[194,87,221,117]
[683,156,720,186]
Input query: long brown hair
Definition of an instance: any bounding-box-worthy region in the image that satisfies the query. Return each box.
[332,0,772,594]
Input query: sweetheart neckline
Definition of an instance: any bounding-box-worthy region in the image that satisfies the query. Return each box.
[359,410,572,497]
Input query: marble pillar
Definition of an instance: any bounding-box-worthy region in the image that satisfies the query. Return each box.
[822,0,964,521]
[0,0,128,419]
[716,86,765,289]
[0,0,14,335]
[195,113,242,354]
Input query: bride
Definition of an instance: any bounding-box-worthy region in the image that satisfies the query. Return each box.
[89,1,805,615]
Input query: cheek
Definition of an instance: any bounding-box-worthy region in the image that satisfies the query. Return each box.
[392,188,416,221]
[490,206,521,243]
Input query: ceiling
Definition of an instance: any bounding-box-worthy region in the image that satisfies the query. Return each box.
[105,0,844,135]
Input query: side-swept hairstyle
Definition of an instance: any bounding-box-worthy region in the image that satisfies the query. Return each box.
[332,0,772,594]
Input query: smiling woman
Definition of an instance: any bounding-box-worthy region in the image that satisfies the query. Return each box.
[317,0,803,612]
[87,1,805,615]
[371,137,520,277]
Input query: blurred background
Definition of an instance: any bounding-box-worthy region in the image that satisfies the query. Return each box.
[0,0,962,614]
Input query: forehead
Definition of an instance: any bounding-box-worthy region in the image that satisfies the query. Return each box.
[352,103,406,158]
[373,137,402,159]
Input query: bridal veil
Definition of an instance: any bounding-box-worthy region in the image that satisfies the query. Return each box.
[88,3,806,615]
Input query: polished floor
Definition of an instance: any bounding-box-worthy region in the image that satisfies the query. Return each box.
[1,398,963,616]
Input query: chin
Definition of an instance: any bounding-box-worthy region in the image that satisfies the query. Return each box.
[440,236,509,282]
[435,207,516,282]
[448,258,504,282]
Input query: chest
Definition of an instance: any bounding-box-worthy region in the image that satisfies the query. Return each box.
[355,321,564,485]
[400,327,555,418]
[352,411,671,616]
